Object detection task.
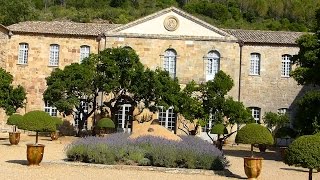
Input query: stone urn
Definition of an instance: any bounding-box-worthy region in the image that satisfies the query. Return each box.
[9,132,21,145]
[26,144,45,165]
[244,157,263,179]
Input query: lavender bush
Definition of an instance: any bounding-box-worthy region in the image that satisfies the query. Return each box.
[66,133,228,170]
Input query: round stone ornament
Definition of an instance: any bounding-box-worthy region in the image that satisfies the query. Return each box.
[164,16,179,31]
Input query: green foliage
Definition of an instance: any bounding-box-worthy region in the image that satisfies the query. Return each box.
[211,123,228,135]
[274,126,297,138]
[284,135,320,170]
[294,90,320,135]
[235,123,274,145]
[52,117,63,129]
[0,68,27,116]
[19,110,56,132]
[263,112,289,130]
[223,97,254,125]
[58,120,76,136]
[6,114,23,126]
[96,118,115,129]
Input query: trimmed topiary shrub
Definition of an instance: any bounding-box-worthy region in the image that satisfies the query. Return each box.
[274,126,297,139]
[96,118,115,134]
[96,118,115,129]
[7,114,23,132]
[19,110,56,144]
[235,123,274,156]
[211,123,228,135]
[284,135,320,180]
[52,117,63,129]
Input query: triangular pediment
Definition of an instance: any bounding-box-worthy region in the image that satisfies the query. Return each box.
[111,7,236,40]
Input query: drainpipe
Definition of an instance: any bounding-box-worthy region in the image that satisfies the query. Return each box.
[237,40,244,102]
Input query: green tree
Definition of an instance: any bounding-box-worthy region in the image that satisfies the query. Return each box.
[0,68,26,116]
[284,135,320,180]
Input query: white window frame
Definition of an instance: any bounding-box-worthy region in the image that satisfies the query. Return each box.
[281,54,291,77]
[163,49,177,78]
[250,53,260,75]
[80,45,90,63]
[250,107,261,123]
[158,106,176,132]
[74,100,89,130]
[18,43,29,65]
[205,51,220,81]
[49,44,59,66]
[44,101,57,117]
[116,104,132,133]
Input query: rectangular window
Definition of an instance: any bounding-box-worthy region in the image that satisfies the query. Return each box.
[281,55,291,77]
[250,107,261,123]
[80,45,90,63]
[44,101,57,117]
[158,107,176,132]
[18,43,28,64]
[250,53,260,75]
[74,100,88,130]
[115,104,132,133]
[49,44,59,66]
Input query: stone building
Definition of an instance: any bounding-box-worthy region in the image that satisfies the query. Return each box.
[0,7,307,136]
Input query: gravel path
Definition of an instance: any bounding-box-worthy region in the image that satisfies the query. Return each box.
[0,133,319,180]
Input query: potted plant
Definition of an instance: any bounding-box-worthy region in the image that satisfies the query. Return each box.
[235,123,274,179]
[95,118,115,136]
[284,134,320,180]
[19,110,56,165]
[7,114,23,145]
[50,117,63,140]
[211,123,228,150]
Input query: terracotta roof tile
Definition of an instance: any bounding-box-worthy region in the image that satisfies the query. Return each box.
[223,29,307,45]
[7,21,122,36]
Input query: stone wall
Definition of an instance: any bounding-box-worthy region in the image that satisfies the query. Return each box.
[0,27,8,130]
[240,44,304,120]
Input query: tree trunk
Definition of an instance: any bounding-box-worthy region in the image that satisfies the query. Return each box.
[35,131,38,144]
[309,168,313,180]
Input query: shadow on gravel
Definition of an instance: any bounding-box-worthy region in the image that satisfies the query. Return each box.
[215,169,247,179]
[280,167,310,173]
[6,160,28,165]
[223,149,282,161]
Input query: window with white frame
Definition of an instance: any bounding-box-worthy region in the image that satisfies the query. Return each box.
[49,44,59,66]
[18,43,29,64]
[202,113,213,133]
[158,107,176,132]
[163,49,177,78]
[80,45,90,63]
[44,101,57,117]
[277,108,288,115]
[115,104,132,133]
[249,107,261,123]
[281,54,291,77]
[74,99,89,129]
[250,53,260,75]
[206,51,220,81]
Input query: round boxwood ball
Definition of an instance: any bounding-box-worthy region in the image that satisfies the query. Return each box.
[284,135,320,169]
[274,126,297,138]
[96,118,115,129]
[7,114,23,126]
[20,110,56,132]
[211,123,228,135]
[235,123,274,145]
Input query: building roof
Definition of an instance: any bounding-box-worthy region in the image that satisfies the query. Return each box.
[223,29,307,45]
[7,21,121,36]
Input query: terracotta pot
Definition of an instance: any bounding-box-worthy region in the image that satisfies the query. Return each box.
[244,157,263,179]
[26,144,45,165]
[50,131,59,141]
[9,132,20,145]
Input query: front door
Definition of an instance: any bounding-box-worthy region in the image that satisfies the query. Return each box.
[116,104,132,133]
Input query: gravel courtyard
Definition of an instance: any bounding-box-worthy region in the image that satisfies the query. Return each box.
[0,133,319,180]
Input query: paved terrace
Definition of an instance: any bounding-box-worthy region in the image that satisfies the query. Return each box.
[0,133,318,180]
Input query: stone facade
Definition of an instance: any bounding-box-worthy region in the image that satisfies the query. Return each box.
[0,7,308,135]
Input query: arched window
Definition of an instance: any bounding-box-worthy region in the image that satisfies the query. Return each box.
[49,44,60,66]
[205,50,220,81]
[163,49,177,78]
[18,43,29,64]
[250,53,260,75]
[281,54,292,77]
[80,45,90,63]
